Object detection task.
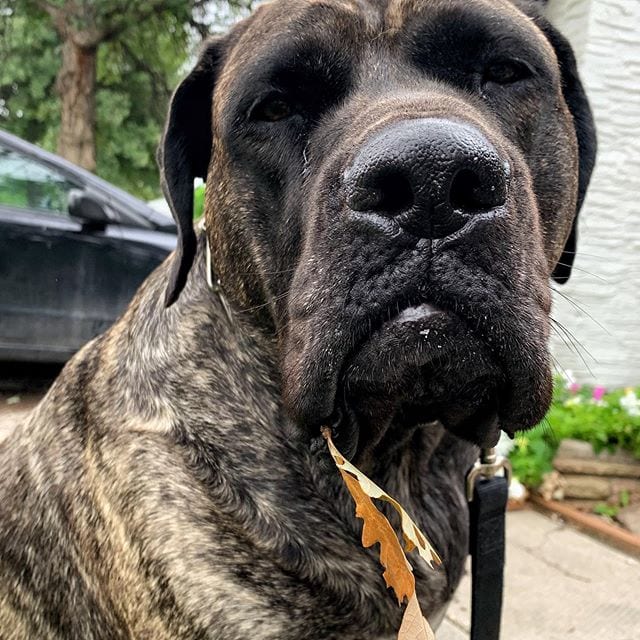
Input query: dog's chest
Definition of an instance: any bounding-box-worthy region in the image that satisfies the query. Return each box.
[161,432,452,639]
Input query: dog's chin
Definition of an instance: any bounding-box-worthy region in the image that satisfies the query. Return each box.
[328,304,508,460]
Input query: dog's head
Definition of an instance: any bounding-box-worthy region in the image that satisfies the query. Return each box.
[159,0,596,458]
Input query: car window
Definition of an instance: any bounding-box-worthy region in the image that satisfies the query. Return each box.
[0,142,80,216]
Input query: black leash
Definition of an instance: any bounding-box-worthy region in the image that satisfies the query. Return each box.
[466,449,511,640]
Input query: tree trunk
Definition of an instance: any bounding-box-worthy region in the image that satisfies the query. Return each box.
[56,39,97,172]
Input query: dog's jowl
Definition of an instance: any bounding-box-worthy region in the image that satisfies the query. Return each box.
[0,1,595,638]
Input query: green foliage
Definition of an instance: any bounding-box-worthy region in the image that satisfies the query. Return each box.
[509,381,640,488]
[94,11,191,200]
[194,184,206,220]
[0,1,252,200]
[619,489,630,509]
[593,502,619,518]
[0,9,61,146]
[593,491,631,519]
[509,428,556,488]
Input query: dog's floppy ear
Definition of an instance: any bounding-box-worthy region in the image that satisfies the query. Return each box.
[159,38,224,307]
[537,21,597,284]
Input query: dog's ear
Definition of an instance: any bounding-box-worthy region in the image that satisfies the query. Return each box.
[159,38,224,307]
[536,21,597,284]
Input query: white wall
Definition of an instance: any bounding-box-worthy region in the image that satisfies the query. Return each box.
[547,0,640,387]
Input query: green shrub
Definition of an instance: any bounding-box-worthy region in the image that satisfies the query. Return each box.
[509,380,640,488]
[194,184,206,221]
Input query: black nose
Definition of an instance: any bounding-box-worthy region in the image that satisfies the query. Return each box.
[344,118,509,238]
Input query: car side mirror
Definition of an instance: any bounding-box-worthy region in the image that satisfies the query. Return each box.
[68,189,111,228]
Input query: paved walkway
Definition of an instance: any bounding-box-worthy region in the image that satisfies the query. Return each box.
[439,509,640,640]
[2,396,639,638]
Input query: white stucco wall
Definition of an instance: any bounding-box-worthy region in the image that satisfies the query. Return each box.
[547,0,640,387]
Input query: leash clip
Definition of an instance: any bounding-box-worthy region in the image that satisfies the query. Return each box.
[466,447,512,502]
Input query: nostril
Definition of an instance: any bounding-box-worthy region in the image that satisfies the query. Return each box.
[449,166,507,213]
[346,169,415,215]
[375,171,414,214]
[449,169,484,212]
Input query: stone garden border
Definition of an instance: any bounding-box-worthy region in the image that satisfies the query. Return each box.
[530,495,640,559]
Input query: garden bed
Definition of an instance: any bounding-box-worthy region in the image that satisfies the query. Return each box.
[507,378,640,541]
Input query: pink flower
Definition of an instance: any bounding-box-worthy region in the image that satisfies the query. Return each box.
[568,382,581,394]
[592,386,606,402]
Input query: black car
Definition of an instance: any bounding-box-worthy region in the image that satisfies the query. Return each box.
[0,129,177,363]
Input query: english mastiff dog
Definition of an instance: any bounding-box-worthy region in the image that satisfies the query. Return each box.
[0,0,596,638]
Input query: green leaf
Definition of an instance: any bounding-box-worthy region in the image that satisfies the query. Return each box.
[593,503,618,518]
[619,490,630,509]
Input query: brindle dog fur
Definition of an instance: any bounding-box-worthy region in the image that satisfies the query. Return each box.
[0,1,595,638]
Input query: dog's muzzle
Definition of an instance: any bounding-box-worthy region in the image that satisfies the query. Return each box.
[284,113,552,460]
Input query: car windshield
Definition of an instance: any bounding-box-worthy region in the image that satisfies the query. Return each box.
[0,143,79,215]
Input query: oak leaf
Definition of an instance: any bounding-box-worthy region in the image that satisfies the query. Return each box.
[322,429,439,640]
[398,594,436,640]
[324,430,442,570]
[340,469,416,604]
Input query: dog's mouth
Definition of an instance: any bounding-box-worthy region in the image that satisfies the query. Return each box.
[323,303,508,459]
[284,288,553,461]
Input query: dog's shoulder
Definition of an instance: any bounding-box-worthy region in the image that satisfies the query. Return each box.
[0,247,287,638]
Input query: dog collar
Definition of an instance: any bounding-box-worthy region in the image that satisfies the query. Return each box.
[199,217,234,324]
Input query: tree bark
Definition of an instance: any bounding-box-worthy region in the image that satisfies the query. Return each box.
[55,38,97,172]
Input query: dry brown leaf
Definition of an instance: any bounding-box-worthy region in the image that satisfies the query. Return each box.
[398,594,436,640]
[324,431,442,570]
[321,429,438,640]
[340,469,416,605]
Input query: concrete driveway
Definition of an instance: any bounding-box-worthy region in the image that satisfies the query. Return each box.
[439,509,640,639]
[0,393,41,442]
[1,393,639,639]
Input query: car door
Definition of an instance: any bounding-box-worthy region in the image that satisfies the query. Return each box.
[0,140,168,362]
[0,140,88,361]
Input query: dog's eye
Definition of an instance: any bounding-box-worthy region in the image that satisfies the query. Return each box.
[483,59,533,85]
[251,95,293,122]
